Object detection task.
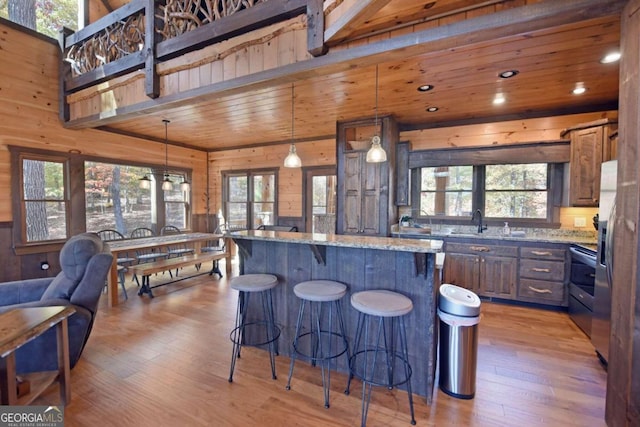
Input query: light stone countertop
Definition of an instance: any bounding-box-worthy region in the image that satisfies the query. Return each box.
[230,230,444,253]
[391,228,597,246]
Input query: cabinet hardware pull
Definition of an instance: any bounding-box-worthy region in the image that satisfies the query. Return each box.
[528,286,552,294]
[531,251,552,256]
[532,267,551,273]
[470,246,490,252]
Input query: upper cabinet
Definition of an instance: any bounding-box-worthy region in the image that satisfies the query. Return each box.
[336,116,398,236]
[561,119,618,207]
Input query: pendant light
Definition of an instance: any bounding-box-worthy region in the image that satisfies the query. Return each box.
[161,119,173,191]
[139,174,151,189]
[366,65,387,163]
[180,178,190,192]
[284,83,302,168]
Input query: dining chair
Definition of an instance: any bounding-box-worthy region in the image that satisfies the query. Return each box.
[96,229,134,298]
[160,225,195,276]
[130,227,170,277]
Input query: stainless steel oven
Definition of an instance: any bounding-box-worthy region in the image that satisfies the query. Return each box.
[568,245,596,337]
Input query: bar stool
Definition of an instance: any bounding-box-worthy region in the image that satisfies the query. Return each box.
[228,273,280,382]
[285,280,350,408]
[345,290,416,426]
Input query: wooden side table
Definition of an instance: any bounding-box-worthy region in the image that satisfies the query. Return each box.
[0,306,76,405]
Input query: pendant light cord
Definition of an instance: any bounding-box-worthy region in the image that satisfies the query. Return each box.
[291,83,295,144]
[374,65,379,133]
[163,119,170,177]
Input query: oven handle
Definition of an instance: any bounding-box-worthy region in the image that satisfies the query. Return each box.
[569,247,597,268]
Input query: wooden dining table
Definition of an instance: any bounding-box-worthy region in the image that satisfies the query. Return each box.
[105,233,230,307]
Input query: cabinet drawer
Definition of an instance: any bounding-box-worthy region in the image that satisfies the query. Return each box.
[445,242,518,257]
[519,259,565,281]
[520,246,566,261]
[519,279,565,305]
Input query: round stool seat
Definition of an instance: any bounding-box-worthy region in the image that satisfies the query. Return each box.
[230,274,278,292]
[293,280,347,302]
[351,290,413,317]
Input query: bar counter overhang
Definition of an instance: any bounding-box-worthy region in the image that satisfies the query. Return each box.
[230,230,444,403]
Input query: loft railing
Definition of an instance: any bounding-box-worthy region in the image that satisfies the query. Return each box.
[59,0,321,118]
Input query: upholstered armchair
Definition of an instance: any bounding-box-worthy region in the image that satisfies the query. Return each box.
[0,233,113,374]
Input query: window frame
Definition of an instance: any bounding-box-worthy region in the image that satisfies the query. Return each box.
[10,146,192,253]
[407,142,568,228]
[222,168,279,230]
[16,151,71,245]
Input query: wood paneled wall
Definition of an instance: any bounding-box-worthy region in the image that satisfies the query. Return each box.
[68,15,312,121]
[0,22,206,281]
[208,139,335,219]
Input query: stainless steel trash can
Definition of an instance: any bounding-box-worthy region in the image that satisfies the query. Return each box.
[438,284,481,399]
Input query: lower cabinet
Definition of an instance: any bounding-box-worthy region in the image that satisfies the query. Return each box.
[518,246,568,306]
[443,240,569,307]
[443,243,518,300]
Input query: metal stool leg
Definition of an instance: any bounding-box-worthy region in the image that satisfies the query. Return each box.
[286,298,307,390]
[262,289,278,380]
[228,291,246,382]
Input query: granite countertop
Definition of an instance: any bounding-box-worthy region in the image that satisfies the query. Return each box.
[390,225,597,246]
[230,230,444,253]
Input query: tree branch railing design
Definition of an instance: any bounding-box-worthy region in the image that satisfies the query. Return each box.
[158,0,268,41]
[65,12,145,77]
[59,0,318,118]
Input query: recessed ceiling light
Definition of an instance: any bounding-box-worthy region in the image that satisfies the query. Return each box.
[426,106,439,112]
[417,84,434,92]
[493,94,506,105]
[600,52,621,64]
[573,86,586,95]
[498,70,519,79]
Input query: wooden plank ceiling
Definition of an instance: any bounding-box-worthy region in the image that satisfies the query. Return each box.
[88,0,621,152]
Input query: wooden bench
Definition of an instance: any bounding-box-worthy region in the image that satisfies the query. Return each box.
[130,251,228,298]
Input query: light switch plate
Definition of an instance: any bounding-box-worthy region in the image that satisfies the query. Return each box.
[574,217,586,227]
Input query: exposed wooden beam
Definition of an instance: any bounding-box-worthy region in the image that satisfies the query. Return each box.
[324,0,392,46]
[64,0,626,130]
[306,0,326,56]
[99,0,114,13]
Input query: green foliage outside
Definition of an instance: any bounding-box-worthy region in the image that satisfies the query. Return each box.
[0,0,78,38]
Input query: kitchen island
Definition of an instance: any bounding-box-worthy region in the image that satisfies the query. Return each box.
[230,230,443,402]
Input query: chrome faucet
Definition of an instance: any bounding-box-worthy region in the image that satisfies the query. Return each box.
[471,209,488,233]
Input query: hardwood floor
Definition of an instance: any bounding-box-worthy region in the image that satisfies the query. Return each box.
[35,261,607,426]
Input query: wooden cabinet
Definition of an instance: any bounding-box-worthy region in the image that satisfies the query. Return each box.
[443,240,569,307]
[336,116,397,236]
[518,246,568,306]
[562,119,617,207]
[443,242,518,299]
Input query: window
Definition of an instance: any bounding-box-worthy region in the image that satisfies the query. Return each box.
[20,155,69,242]
[419,166,473,216]
[485,164,548,219]
[85,162,191,234]
[223,170,277,229]
[12,146,192,249]
[84,161,154,234]
[416,163,550,222]
[164,172,190,229]
[304,168,337,233]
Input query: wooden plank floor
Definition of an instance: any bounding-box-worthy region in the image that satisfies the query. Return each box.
[35,261,607,426]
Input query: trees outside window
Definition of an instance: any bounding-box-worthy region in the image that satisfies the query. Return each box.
[0,0,78,37]
[417,164,549,221]
[21,157,68,242]
[164,173,190,229]
[419,166,473,216]
[84,161,154,235]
